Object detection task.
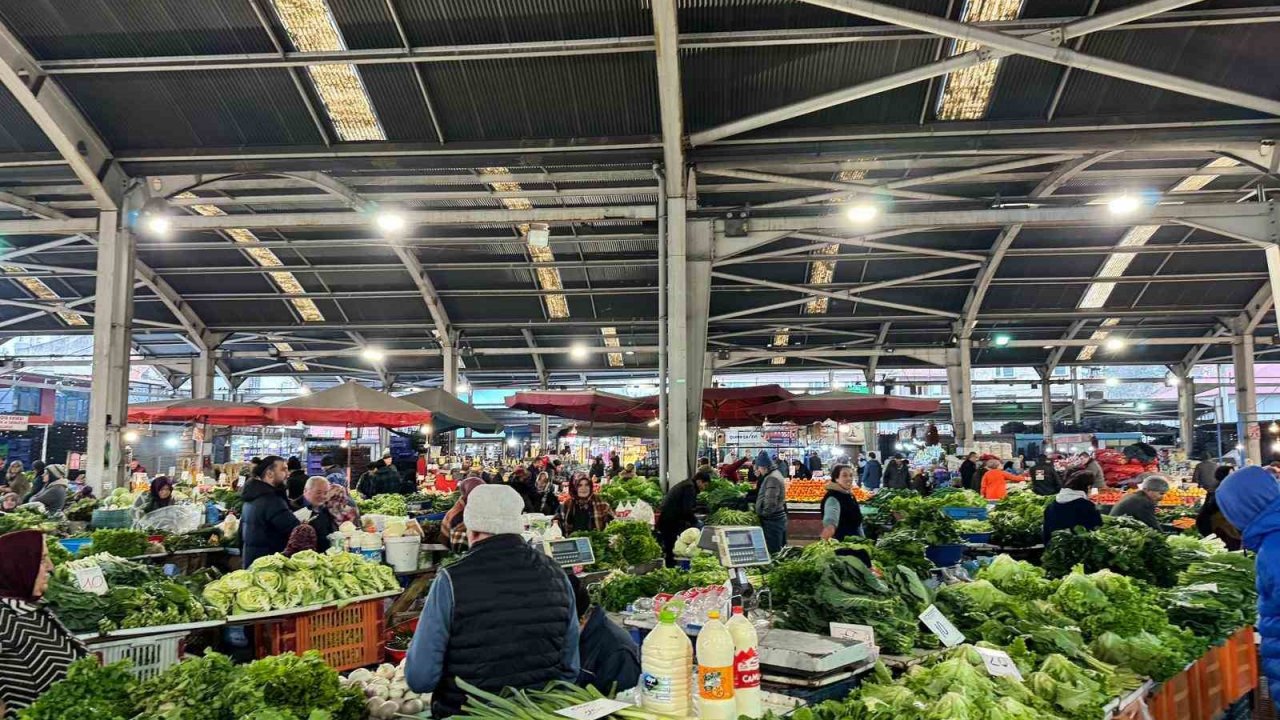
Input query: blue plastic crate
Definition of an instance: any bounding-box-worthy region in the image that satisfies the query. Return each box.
[925,543,966,567]
[962,532,992,544]
[942,506,988,520]
[59,537,92,555]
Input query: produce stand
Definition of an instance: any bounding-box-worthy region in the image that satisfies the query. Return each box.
[234,590,402,672]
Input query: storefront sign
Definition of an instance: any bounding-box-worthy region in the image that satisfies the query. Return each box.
[0,414,29,431]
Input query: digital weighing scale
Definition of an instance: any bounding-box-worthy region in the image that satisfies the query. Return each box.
[543,537,596,568]
[697,525,771,614]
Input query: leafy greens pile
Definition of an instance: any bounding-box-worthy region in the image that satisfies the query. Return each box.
[79,529,153,559]
[570,520,662,571]
[599,477,665,507]
[1165,551,1257,643]
[356,493,408,517]
[1042,519,1177,587]
[43,554,222,633]
[989,492,1051,547]
[200,550,398,616]
[593,555,731,611]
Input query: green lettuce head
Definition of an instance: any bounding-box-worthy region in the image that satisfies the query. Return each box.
[234,586,274,614]
[220,570,255,592]
[253,570,285,595]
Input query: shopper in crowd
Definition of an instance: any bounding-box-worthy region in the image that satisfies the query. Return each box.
[807,450,823,475]
[368,450,403,496]
[754,455,788,553]
[2,460,26,499]
[1042,469,1103,543]
[25,461,45,499]
[135,475,175,514]
[555,474,613,535]
[1214,466,1280,690]
[657,469,711,566]
[406,485,579,717]
[882,453,911,490]
[509,469,541,514]
[958,452,978,492]
[301,477,340,552]
[0,530,87,717]
[1109,473,1169,530]
[931,464,953,491]
[283,523,318,557]
[618,463,637,481]
[1196,490,1242,551]
[909,467,932,496]
[1078,451,1106,489]
[441,477,486,551]
[321,455,348,488]
[128,458,147,476]
[28,465,70,515]
[861,452,883,490]
[588,456,606,481]
[980,458,1024,501]
[608,451,622,479]
[791,459,812,480]
[720,454,749,483]
[820,464,863,541]
[1192,452,1220,491]
[0,492,18,513]
[284,456,308,508]
[567,573,640,694]
[240,455,300,568]
[1029,456,1062,496]
[534,472,561,517]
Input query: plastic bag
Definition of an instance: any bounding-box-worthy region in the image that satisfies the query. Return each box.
[137,504,203,534]
[615,499,655,526]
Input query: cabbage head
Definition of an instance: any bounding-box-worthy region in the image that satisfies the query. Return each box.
[285,550,323,571]
[253,569,285,595]
[221,570,255,592]
[235,586,274,613]
[251,554,288,571]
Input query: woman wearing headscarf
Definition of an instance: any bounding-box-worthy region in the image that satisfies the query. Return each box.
[0,493,18,513]
[283,524,318,557]
[534,471,561,517]
[441,477,485,551]
[2,460,28,500]
[589,456,606,481]
[135,475,175,514]
[0,530,86,717]
[555,474,614,535]
[28,465,70,515]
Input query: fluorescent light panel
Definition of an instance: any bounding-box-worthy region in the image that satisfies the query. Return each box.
[936,0,1024,121]
[601,327,623,368]
[272,341,310,372]
[269,0,386,142]
[771,330,790,365]
[481,167,570,319]
[804,244,840,315]
[0,263,87,326]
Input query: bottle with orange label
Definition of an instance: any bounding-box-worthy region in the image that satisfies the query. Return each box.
[726,607,763,718]
[695,610,737,720]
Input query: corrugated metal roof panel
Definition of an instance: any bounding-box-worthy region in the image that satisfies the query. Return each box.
[396,0,648,46]
[1057,25,1278,119]
[0,85,55,153]
[0,0,274,60]
[683,40,935,132]
[328,0,401,49]
[349,64,437,142]
[60,70,324,149]
[984,56,1060,121]
[420,54,659,141]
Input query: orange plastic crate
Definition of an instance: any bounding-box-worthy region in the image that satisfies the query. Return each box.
[1195,642,1229,720]
[1151,666,1197,720]
[1224,627,1259,703]
[255,598,386,672]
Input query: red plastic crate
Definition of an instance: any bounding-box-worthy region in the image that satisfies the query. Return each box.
[1224,627,1259,703]
[1151,666,1196,720]
[255,598,386,672]
[1195,642,1229,720]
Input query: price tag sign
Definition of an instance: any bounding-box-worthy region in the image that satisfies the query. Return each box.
[555,698,632,720]
[975,646,1023,681]
[1184,583,1219,593]
[72,565,109,596]
[918,604,965,647]
[830,622,876,646]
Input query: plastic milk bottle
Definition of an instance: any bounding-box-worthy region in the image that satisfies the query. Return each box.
[695,610,737,719]
[726,607,763,718]
[640,608,692,716]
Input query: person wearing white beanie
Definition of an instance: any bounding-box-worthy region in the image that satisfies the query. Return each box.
[406,484,580,718]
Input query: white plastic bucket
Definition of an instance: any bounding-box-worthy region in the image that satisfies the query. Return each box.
[384,536,419,572]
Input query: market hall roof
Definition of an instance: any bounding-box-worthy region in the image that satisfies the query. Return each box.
[0,0,1276,389]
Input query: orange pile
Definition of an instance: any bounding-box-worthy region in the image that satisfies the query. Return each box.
[785,480,826,502]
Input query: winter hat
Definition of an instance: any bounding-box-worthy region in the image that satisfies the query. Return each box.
[462,484,525,536]
[46,464,67,481]
[1216,465,1280,539]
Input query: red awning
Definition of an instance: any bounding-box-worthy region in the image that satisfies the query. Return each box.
[505,389,658,424]
[700,384,795,427]
[127,398,275,427]
[272,381,432,428]
[748,391,940,424]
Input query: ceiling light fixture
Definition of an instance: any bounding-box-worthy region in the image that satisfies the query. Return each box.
[846,203,878,223]
[455,381,470,393]
[297,384,310,395]
[1107,194,1141,216]
[375,210,406,234]
[1103,337,1127,352]
[569,343,589,361]
[1105,377,1120,387]
[1166,374,1181,387]
[992,334,1011,347]
[361,347,386,363]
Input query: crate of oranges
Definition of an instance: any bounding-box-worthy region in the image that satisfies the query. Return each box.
[785,480,826,502]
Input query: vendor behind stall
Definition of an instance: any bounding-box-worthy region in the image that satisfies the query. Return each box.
[134,475,175,514]
[28,465,70,515]
[820,464,863,541]
[657,469,711,565]
[1109,473,1168,530]
[555,475,613,535]
[442,477,485,551]
[0,530,86,717]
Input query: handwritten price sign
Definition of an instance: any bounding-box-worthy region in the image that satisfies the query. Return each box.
[72,565,109,596]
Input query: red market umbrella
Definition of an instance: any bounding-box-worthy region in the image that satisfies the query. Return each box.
[700,384,794,427]
[748,391,940,424]
[127,398,274,427]
[272,381,432,428]
[505,389,658,424]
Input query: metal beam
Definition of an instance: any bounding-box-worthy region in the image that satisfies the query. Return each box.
[155,206,655,231]
[689,0,1206,144]
[798,0,1280,119]
[711,264,977,320]
[697,167,965,203]
[0,20,126,209]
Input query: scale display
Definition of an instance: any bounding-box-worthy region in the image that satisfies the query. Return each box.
[715,526,771,567]
[544,537,595,567]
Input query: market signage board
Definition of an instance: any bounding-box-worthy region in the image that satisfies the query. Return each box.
[918,605,965,647]
[0,414,29,431]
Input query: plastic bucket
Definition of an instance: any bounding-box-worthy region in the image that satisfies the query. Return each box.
[383,536,419,572]
[59,538,92,555]
[962,532,992,544]
[925,543,966,567]
[357,547,383,565]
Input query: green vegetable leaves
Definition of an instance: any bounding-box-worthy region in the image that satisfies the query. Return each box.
[1042,520,1177,587]
[989,493,1051,548]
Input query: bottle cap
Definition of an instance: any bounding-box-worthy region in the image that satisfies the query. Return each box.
[708,610,720,620]
[732,606,744,615]
[659,608,677,624]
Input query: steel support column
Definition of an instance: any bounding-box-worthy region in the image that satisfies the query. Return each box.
[946,338,975,450]
[665,201,690,487]
[1039,371,1055,451]
[86,208,136,494]
[191,349,216,400]
[1177,373,1197,454]
[1233,334,1262,464]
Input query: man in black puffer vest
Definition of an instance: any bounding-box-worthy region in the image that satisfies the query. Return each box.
[405,484,580,718]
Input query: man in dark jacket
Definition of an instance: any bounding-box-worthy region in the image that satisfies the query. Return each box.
[1028,457,1062,496]
[406,485,579,718]
[754,458,788,554]
[285,456,308,508]
[882,454,911,489]
[657,469,711,566]
[567,573,640,694]
[860,452,882,490]
[1109,473,1168,530]
[240,456,300,568]
[958,452,978,491]
[370,451,403,496]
